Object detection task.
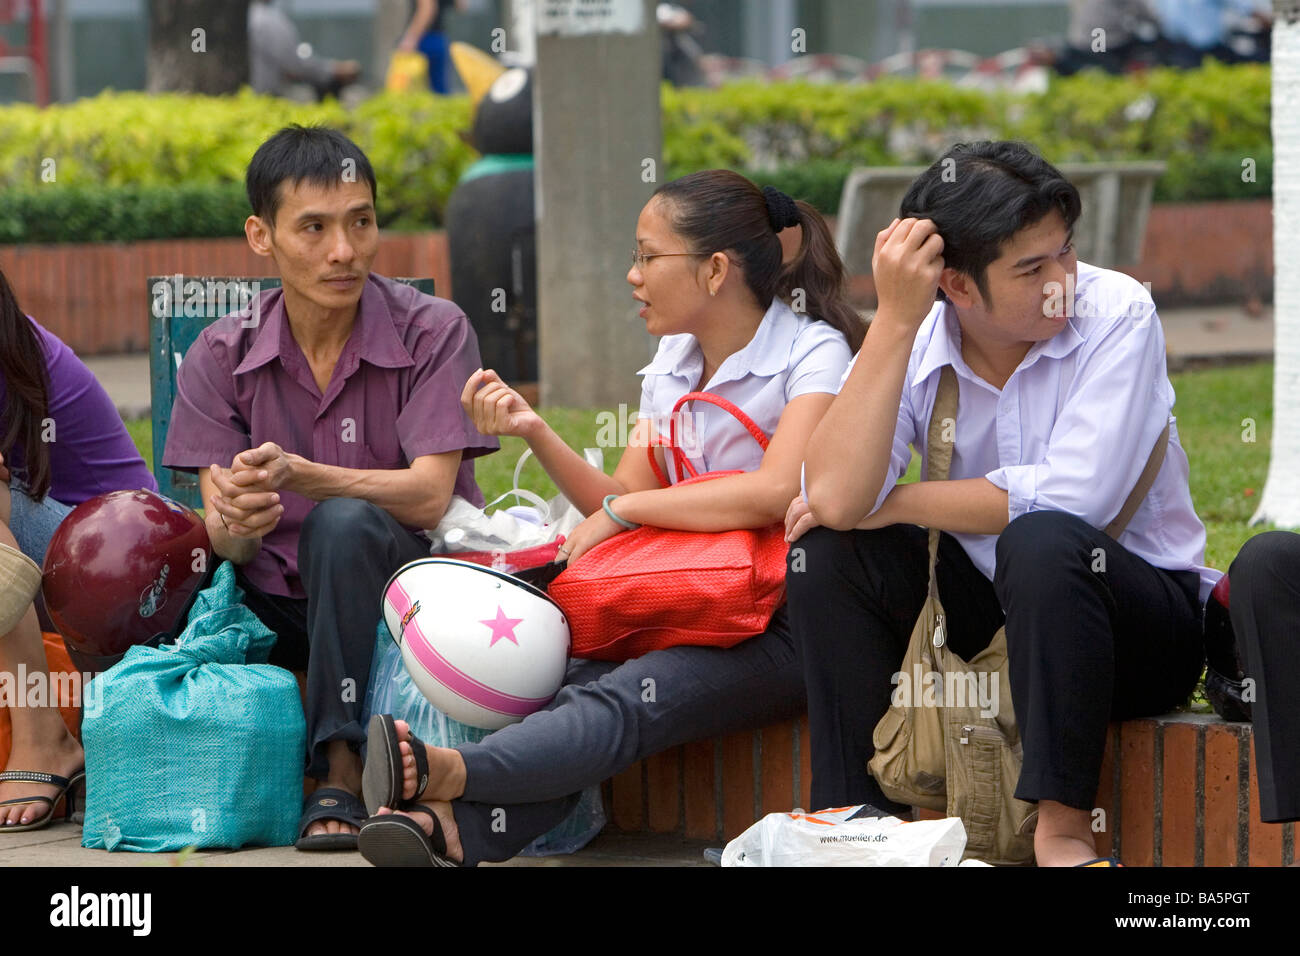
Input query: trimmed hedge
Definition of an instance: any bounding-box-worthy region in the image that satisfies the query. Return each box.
[0,183,248,243]
[0,63,1271,244]
[0,89,476,237]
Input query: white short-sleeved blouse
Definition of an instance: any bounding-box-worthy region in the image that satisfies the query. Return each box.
[637,298,852,481]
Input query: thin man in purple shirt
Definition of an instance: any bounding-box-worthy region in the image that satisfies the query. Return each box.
[162,126,497,852]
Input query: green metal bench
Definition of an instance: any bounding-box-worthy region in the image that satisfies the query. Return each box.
[148,275,434,509]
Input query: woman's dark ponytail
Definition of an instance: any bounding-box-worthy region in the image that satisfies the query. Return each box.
[777,200,865,352]
[654,172,864,352]
[0,269,52,501]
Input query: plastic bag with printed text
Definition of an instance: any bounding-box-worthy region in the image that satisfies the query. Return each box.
[721,807,978,867]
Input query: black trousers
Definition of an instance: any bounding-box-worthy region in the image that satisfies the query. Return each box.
[235,498,429,779]
[787,510,1203,813]
[1227,530,1300,823]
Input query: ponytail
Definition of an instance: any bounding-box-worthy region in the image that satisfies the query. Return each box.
[777,200,865,352]
[0,269,52,501]
[654,171,864,352]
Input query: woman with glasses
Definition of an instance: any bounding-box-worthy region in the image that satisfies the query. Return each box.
[358,169,864,866]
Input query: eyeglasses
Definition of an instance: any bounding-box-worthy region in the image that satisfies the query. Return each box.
[630,249,707,270]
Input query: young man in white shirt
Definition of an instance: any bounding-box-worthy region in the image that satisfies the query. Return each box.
[785,141,1218,867]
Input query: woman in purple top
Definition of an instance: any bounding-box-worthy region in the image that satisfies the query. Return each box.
[0,267,156,831]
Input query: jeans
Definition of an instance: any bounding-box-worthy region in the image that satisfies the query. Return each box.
[448,607,806,865]
[8,480,74,630]
[8,480,73,566]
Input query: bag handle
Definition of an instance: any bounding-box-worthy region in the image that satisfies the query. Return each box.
[646,390,771,488]
[481,447,553,521]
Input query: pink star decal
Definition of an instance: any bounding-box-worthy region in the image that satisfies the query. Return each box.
[480,605,524,647]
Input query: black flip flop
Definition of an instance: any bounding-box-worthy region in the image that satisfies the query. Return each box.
[362,714,430,816]
[358,805,457,867]
[294,787,366,851]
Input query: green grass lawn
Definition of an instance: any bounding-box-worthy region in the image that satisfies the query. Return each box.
[126,361,1277,571]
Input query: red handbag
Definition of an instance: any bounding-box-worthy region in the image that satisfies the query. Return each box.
[548,390,788,662]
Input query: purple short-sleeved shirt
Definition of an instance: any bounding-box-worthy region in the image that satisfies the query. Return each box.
[162,273,498,599]
[0,319,157,504]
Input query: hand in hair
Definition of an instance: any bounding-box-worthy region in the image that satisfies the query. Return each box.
[871,218,945,332]
[461,369,544,440]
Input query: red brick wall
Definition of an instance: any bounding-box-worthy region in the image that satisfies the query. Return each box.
[613,713,1293,866]
[0,231,451,355]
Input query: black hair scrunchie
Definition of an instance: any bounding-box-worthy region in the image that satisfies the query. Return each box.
[762,186,800,232]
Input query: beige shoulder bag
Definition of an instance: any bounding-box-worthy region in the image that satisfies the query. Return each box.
[868,365,1169,865]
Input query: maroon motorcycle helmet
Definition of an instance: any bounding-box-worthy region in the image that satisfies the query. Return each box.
[42,490,212,675]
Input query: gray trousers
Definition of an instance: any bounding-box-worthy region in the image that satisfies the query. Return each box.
[450,607,804,865]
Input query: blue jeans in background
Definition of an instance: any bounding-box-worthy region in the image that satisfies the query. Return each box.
[418,30,451,94]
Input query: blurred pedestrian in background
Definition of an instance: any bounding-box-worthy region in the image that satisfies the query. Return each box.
[249,0,361,100]
[398,0,467,95]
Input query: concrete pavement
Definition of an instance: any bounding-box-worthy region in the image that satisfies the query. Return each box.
[0,821,714,868]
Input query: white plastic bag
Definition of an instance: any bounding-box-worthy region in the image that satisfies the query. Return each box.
[721,807,967,867]
[427,448,601,554]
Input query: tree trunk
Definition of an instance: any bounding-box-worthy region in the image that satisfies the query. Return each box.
[1252,0,1300,527]
[146,0,251,94]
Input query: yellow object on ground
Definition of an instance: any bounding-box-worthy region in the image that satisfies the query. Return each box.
[386,51,430,93]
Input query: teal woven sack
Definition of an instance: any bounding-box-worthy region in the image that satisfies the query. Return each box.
[81,561,305,851]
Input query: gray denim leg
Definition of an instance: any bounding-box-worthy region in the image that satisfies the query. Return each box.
[7,481,73,565]
[8,482,74,630]
[456,608,804,806]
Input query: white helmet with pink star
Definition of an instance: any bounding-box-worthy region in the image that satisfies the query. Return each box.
[381,558,571,730]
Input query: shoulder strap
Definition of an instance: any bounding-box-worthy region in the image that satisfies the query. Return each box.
[1104,422,1170,539]
[920,366,960,603]
[927,367,959,483]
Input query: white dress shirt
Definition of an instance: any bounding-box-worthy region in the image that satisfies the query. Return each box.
[639,298,852,479]
[854,262,1220,604]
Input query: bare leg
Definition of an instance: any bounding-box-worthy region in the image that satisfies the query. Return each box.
[1034,800,1100,866]
[303,739,363,839]
[0,517,83,827]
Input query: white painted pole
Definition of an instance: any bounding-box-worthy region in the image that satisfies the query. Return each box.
[1251,1,1300,526]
